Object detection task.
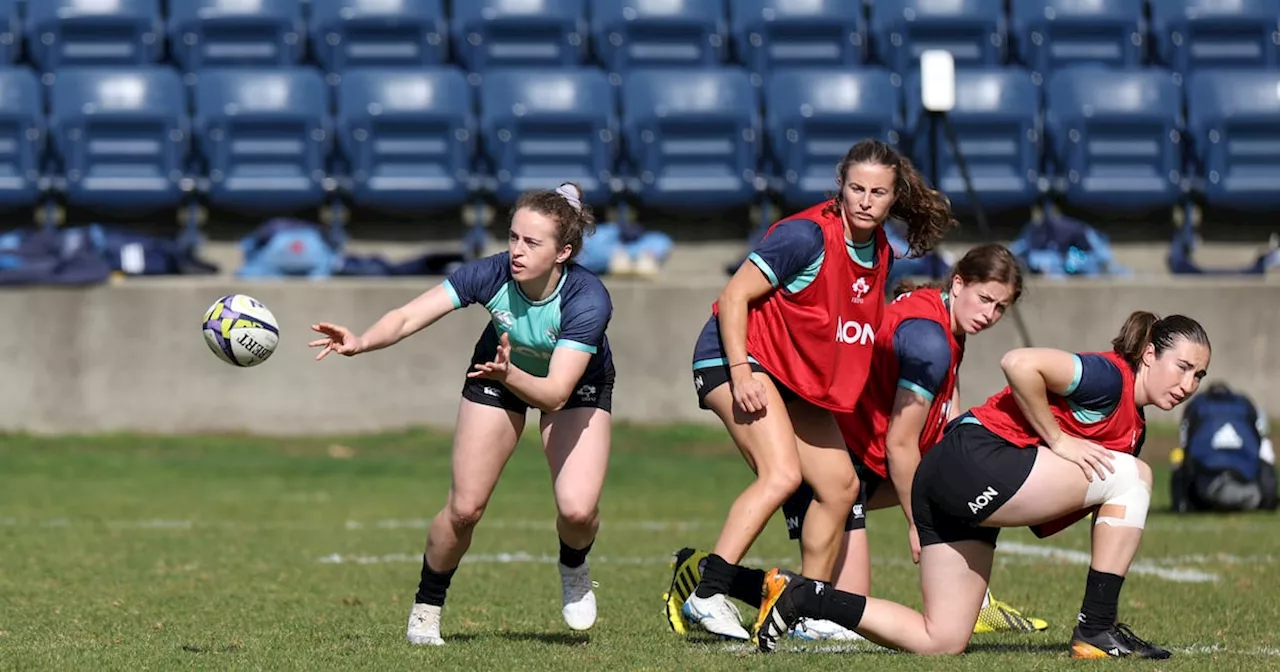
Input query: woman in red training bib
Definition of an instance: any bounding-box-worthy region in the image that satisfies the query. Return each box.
[756,311,1211,660]
[679,139,958,640]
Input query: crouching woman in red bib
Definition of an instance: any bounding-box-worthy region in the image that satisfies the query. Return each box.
[755,311,1210,660]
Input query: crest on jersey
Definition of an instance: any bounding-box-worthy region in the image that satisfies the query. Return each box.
[851,277,872,303]
[546,326,560,343]
[491,309,515,329]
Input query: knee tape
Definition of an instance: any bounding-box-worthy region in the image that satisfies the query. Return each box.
[1083,453,1151,529]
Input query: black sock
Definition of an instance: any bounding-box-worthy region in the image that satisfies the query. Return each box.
[414,556,456,606]
[1077,569,1125,637]
[559,537,593,568]
[694,553,740,599]
[797,579,867,631]
[727,567,766,608]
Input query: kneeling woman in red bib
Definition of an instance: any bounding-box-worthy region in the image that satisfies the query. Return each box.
[755,311,1210,660]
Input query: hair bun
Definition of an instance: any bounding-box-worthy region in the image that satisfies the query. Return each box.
[555,183,583,212]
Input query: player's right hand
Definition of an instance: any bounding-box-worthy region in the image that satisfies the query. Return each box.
[309,322,364,360]
[1048,434,1115,482]
[731,371,769,414]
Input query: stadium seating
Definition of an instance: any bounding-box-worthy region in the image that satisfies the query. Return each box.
[168,0,305,72]
[49,67,189,215]
[309,0,447,73]
[336,67,473,214]
[1186,69,1280,212]
[764,68,900,210]
[0,67,43,213]
[193,68,330,214]
[592,0,727,75]
[730,0,864,74]
[1150,0,1280,74]
[453,0,587,72]
[26,0,163,73]
[870,0,1006,74]
[1045,67,1184,215]
[1010,0,1144,79]
[905,67,1042,213]
[4,0,1280,235]
[621,68,759,211]
[0,0,19,65]
[479,67,616,206]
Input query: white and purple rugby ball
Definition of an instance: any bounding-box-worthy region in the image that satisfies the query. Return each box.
[202,294,280,367]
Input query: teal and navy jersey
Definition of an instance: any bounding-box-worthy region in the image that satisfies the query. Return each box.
[692,218,885,368]
[443,252,613,380]
[894,318,952,402]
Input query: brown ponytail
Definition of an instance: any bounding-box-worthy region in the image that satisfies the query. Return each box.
[1111,311,1211,370]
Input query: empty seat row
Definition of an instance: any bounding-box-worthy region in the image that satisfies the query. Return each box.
[2,0,1278,77]
[2,64,1277,224]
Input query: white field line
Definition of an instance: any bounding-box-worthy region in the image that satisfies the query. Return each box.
[998,541,1219,583]
[1,516,1273,582]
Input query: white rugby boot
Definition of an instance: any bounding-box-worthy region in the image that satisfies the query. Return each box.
[682,592,751,640]
[405,603,444,646]
[559,561,598,630]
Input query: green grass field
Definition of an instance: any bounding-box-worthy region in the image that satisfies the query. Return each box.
[2,424,1278,671]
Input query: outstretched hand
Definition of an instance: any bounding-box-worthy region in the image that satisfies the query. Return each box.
[309,322,365,361]
[468,332,512,381]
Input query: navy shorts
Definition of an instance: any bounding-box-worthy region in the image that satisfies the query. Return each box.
[462,346,614,415]
[693,361,800,410]
[781,453,884,540]
[911,422,1037,547]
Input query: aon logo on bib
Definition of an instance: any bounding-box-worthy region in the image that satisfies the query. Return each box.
[836,317,875,346]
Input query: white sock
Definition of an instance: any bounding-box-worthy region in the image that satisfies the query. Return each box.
[982,589,992,608]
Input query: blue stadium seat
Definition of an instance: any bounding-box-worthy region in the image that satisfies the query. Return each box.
[0,0,19,64]
[310,0,446,73]
[1010,0,1144,79]
[1151,0,1280,74]
[870,0,1005,74]
[592,0,727,75]
[26,0,162,73]
[1186,69,1280,212]
[193,68,330,214]
[905,67,1042,213]
[621,68,759,211]
[480,68,616,206]
[730,0,864,74]
[168,0,304,72]
[453,0,586,72]
[336,67,473,213]
[49,67,188,215]
[1045,67,1183,214]
[0,67,44,212]
[764,68,900,209]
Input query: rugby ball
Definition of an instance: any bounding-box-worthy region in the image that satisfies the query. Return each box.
[202,294,280,367]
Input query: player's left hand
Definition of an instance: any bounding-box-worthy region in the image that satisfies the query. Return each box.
[469,332,512,381]
[907,525,921,564]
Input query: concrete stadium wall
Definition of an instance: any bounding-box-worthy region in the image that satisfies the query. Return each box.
[0,276,1276,436]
